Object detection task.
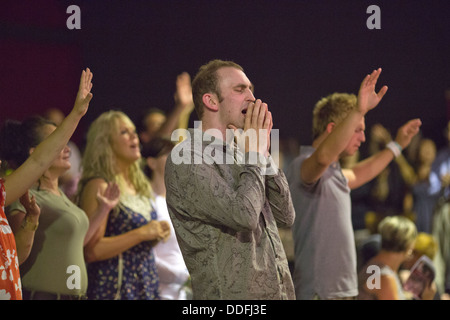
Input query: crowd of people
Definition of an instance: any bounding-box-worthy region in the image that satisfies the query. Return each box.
[0,61,449,300]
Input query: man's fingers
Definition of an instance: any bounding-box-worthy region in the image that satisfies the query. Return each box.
[368,68,382,86]
[251,100,261,128]
[79,70,86,91]
[400,118,422,138]
[257,102,267,129]
[264,110,272,130]
[377,85,388,99]
[84,92,93,103]
[360,74,371,90]
[407,118,422,131]
[86,68,93,86]
[362,68,382,89]
[244,102,254,130]
[409,119,422,135]
[246,99,268,130]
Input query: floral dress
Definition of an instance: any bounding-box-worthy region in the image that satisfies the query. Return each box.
[86,193,160,300]
[0,179,22,300]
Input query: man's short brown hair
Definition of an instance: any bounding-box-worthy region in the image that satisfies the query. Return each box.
[192,59,243,119]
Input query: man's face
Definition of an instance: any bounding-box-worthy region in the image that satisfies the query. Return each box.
[215,67,255,130]
[342,117,366,157]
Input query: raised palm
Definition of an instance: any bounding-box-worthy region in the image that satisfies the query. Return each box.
[174,72,193,108]
[96,182,120,212]
[357,68,388,114]
[74,68,93,116]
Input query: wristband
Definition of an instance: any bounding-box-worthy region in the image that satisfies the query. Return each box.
[386,141,402,157]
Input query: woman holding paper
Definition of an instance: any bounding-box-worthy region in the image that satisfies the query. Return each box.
[357,216,436,300]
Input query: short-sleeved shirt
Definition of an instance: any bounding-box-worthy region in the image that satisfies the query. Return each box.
[7,186,89,296]
[0,179,22,300]
[286,146,357,299]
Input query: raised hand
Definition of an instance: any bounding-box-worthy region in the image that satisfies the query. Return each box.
[73,68,93,117]
[357,68,388,115]
[395,118,422,149]
[371,123,392,144]
[174,72,194,109]
[96,182,120,213]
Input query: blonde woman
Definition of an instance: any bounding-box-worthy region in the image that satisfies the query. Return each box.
[77,110,170,300]
[358,216,436,300]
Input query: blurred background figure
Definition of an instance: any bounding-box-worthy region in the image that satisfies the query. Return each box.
[137,72,194,144]
[429,120,450,200]
[43,108,82,201]
[141,137,191,300]
[357,215,437,300]
[366,124,409,219]
[400,138,438,233]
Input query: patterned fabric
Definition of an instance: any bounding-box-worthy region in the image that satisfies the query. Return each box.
[86,194,160,300]
[432,202,450,294]
[152,195,190,300]
[165,130,296,300]
[0,179,22,300]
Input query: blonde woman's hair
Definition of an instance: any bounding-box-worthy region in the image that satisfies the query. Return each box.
[312,93,357,139]
[378,215,417,252]
[77,110,153,200]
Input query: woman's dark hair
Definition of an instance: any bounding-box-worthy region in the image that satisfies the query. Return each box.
[141,137,175,178]
[0,116,56,170]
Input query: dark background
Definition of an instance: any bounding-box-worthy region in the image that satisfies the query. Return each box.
[1,0,449,152]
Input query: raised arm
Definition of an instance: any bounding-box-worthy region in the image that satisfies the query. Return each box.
[301,69,388,184]
[83,181,121,245]
[157,72,194,138]
[4,68,93,206]
[176,72,195,130]
[347,118,422,189]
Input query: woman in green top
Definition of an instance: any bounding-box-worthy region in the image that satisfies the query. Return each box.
[4,116,120,300]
